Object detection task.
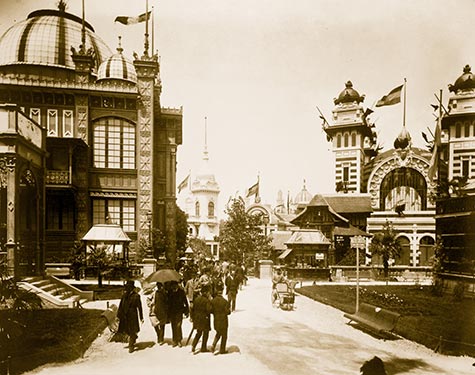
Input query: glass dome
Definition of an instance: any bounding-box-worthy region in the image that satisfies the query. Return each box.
[97,46,137,83]
[0,9,111,71]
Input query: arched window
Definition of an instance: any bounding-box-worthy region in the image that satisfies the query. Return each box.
[208,201,215,217]
[344,133,349,147]
[419,236,435,266]
[395,236,411,265]
[351,133,357,146]
[195,201,200,217]
[93,117,135,169]
[337,134,342,148]
[379,167,427,211]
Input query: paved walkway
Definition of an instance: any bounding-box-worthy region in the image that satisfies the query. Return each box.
[25,277,474,375]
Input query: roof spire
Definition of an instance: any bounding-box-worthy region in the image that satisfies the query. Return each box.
[203,116,209,161]
[117,36,123,54]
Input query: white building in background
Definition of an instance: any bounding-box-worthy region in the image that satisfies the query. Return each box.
[177,123,220,259]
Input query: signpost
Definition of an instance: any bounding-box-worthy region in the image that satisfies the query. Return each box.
[350,235,366,313]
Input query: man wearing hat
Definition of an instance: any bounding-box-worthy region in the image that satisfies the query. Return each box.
[210,284,230,355]
[117,280,144,353]
[191,285,212,354]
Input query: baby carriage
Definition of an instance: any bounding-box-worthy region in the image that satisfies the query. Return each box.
[272,282,295,310]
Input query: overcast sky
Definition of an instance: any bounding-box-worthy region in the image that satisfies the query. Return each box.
[2,0,474,216]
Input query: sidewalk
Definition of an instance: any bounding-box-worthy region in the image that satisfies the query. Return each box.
[25,277,475,375]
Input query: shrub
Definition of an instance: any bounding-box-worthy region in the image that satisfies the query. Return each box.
[453,281,466,301]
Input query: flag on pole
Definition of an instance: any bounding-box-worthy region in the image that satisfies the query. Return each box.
[246,181,259,198]
[177,174,190,193]
[375,84,403,107]
[114,11,151,25]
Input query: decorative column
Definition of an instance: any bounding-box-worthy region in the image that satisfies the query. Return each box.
[1,156,17,277]
[134,55,159,262]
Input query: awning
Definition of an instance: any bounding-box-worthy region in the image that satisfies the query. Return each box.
[278,249,293,259]
[81,224,131,243]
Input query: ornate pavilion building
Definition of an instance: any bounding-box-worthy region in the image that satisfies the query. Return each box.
[0,4,182,277]
[323,81,436,268]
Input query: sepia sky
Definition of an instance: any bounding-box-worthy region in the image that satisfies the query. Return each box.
[1,0,475,215]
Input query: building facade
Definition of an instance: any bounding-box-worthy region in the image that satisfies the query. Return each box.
[324,82,436,268]
[0,5,182,277]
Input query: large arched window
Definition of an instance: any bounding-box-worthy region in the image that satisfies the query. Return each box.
[344,133,349,147]
[337,134,342,148]
[195,201,200,217]
[419,236,435,266]
[208,201,215,217]
[379,167,427,211]
[351,132,356,146]
[93,117,135,169]
[395,236,411,265]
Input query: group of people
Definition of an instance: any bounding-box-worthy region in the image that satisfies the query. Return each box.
[117,259,248,354]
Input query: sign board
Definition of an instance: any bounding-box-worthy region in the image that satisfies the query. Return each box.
[315,253,325,260]
[350,235,366,249]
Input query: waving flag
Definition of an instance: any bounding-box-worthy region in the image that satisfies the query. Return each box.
[177,174,190,193]
[115,11,151,25]
[376,84,403,107]
[246,181,259,198]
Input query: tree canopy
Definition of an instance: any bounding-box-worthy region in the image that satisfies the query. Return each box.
[369,220,402,278]
[218,198,274,269]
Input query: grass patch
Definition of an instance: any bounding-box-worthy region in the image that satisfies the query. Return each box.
[298,284,475,356]
[0,308,106,375]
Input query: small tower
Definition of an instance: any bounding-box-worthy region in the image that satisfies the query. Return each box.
[324,81,378,193]
[444,65,475,185]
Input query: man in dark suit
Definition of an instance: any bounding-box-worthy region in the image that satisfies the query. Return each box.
[210,285,230,355]
[167,281,189,347]
[191,285,213,354]
[225,270,239,312]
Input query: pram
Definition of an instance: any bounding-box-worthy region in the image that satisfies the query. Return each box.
[272,282,295,310]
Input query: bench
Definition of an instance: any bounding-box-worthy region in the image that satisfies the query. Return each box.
[345,270,372,281]
[343,303,400,338]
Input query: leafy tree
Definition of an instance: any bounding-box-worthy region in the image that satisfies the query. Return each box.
[188,237,211,259]
[175,204,189,255]
[218,198,274,270]
[369,220,402,279]
[86,244,114,287]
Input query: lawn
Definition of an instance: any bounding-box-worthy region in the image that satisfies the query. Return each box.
[297,284,475,357]
[0,308,106,375]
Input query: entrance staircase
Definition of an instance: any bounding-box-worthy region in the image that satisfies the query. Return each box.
[18,276,94,308]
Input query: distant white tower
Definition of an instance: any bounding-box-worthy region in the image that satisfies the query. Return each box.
[177,117,220,258]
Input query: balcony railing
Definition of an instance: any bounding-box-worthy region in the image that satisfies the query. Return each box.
[46,170,70,185]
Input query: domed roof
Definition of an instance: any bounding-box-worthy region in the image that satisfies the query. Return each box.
[294,181,312,205]
[449,65,475,93]
[393,126,412,149]
[334,81,365,105]
[97,44,137,83]
[0,9,111,72]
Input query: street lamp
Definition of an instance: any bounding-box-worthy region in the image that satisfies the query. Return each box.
[350,235,366,313]
[263,214,269,236]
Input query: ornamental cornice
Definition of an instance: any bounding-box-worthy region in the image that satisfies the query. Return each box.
[0,74,138,94]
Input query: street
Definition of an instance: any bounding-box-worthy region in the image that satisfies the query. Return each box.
[26,278,474,375]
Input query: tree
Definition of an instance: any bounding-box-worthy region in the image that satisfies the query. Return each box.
[86,244,114,288]
[218,198,274,270]
[369,220,402,280]
[175,204,189,256]
[188,237,211,259]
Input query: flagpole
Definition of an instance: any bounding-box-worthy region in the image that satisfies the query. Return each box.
[81,0,86,50]
[403,78,407,127]
[151,6,154,56]
[144,0,149,56]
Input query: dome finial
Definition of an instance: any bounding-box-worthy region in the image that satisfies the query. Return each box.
[463,64,471,74]
[117,36,123,54]
[57,0,67,12]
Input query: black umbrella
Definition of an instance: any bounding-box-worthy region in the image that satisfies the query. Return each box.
[145,268,181,284]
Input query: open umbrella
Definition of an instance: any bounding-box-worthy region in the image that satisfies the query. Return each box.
[145,268,181,284]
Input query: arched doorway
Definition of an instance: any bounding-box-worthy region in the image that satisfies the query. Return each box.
[18,169,38,276]
[419,236,435,266]
[395,236,411,265]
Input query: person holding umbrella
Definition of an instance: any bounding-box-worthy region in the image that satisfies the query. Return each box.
[148,282,168,344]
[117,280,143,353]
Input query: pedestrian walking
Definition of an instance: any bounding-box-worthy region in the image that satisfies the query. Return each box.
[360,356,387,375]
[210,285,230,355]
[167,281,189,347]
[191,285,213,354]
[225,270,239,312]
[147,282,168,344]
[117,280,144,353]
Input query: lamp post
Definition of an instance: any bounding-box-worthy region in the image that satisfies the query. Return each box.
[350,235,366,313]
[146,210,152,258]
[263,214,269,237]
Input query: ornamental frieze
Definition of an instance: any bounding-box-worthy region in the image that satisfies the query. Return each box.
[0,156,15,188]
